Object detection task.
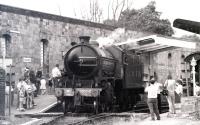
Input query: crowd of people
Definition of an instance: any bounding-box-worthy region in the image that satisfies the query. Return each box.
[5,64,62,112]
[145,75,184,121]
[16,67,45,111]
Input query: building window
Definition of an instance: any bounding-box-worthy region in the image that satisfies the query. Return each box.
[181,54,185,59]
[168,52,172,59]
[1,34,11,57]
[40,39,49,74]
[0,34,11,68]
[181,54,185,64]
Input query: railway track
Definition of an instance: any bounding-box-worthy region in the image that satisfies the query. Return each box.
[43,100,169,125]
[50,113,115,125]
[49,111,151,125]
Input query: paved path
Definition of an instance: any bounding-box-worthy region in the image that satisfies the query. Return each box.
[116,103,200,125]
[5,94,57,116]
[3,94,57,125]
[132,113,200,125]
[116,112,200,125]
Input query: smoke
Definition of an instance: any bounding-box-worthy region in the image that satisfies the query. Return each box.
[96,28,149,48]
[96,28,125,47]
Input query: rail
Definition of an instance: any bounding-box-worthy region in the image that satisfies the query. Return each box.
[53,113,114,125]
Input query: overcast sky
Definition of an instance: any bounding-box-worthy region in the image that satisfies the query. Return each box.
[0,0,199,37]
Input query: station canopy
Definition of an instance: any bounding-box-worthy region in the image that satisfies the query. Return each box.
[114,35,196,52]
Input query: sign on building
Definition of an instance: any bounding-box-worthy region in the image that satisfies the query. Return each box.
[0,58,12,73]
[23,57,32,63]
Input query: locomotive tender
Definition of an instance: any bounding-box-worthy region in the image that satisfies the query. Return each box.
[55,36,144,114]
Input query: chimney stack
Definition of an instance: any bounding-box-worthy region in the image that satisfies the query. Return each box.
[79,36,90,43]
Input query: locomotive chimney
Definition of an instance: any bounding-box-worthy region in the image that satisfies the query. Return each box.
[79,36,90,43]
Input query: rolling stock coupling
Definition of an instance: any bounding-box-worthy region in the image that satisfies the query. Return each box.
[55,36,144,114]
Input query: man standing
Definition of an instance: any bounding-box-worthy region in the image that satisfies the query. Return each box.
[145,77,160,120]
[164,74,176,114]
[36,67,42,95]
[51,64,61,88]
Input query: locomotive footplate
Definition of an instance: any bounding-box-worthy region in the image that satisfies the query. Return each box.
[76,88,102,97]
[55,88,102,97]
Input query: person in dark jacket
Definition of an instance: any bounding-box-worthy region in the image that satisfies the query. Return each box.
[100,80,114,112]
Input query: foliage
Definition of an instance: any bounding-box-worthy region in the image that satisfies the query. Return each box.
[181,34,200,42]
[104,1,174,36]
[103,19,118,26]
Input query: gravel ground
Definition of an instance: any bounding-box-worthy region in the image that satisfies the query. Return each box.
[0,116,33,125]
[115,113,200,125]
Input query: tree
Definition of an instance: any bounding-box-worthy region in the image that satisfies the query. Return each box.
[75,0,131,23]
[181,34,200,42]
[76,0,103,23]
[104,0,132,25]
[105,1,174,36]
[103,19,118,26]
[89,0,103,23]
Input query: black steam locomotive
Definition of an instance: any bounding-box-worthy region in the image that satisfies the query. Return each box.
[55,36,144,114]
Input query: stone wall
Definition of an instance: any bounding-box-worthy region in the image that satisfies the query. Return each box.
[0,4,115,80]
[181,96,200,118]
[150,47,196,84]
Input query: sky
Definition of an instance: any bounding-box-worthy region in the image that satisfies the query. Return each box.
[0,0,199,37]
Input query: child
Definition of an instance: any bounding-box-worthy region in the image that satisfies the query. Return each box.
[40,76,47,95]
[17,78,26,109]
[19,86,25,111]
[25,79,33,109]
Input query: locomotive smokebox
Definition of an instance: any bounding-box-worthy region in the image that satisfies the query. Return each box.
[79,36,90,43]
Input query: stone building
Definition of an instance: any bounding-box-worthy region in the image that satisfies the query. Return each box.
[0,4,115,80]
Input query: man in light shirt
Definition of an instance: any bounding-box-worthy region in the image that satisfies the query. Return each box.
[145,76,160,120]
[51,64,61,88]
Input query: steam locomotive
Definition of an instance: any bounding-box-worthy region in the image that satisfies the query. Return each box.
[55,36,144,114]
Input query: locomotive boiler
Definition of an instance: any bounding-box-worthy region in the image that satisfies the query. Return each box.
[55,36,144,114]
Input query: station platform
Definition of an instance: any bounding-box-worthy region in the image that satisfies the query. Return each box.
[3,94,58,125]
[8,94,57,116]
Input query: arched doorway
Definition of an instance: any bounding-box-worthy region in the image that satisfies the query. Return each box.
[40,39,49,76]
[184,52,200,96]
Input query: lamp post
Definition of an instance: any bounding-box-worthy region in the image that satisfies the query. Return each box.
[191,57,197,96]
